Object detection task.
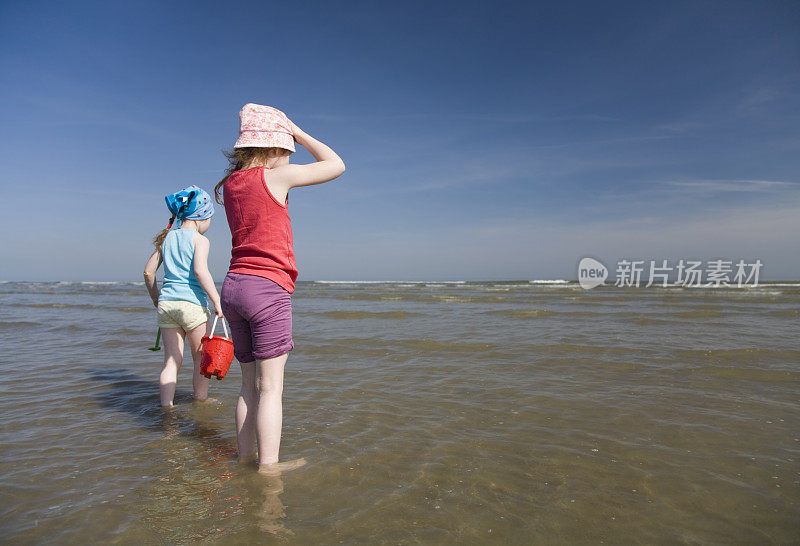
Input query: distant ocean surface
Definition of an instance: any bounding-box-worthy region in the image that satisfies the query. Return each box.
[1,280,798,543]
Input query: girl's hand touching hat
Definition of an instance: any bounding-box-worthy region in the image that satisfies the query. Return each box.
[288,119,301,140]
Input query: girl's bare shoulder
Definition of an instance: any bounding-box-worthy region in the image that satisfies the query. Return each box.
[263,163,298,184]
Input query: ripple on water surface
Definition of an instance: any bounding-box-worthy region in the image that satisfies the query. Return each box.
[0,280,798,543]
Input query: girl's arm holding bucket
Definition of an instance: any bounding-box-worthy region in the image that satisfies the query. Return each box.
[143,250,162,307]
[193,234,223,318]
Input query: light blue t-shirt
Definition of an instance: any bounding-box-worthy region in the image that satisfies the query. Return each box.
[159,229,208,307]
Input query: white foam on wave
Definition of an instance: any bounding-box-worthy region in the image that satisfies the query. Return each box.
[78,281,145,286]
[665,283,789,290]
[314,280,410,284]
[312,280,468,284]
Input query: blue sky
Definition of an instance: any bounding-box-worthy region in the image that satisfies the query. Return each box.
[1,0,798,281]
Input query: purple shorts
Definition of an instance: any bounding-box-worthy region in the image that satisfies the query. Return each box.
[220,272,294,362]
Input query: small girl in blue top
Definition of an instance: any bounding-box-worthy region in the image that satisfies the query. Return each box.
[143,185,223,407]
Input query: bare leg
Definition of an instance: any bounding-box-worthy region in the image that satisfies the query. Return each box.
[236,360,258,461]
[255,353,306,475]
[256,353,287,465]
[159,328,185,407]
[186,321,210,401]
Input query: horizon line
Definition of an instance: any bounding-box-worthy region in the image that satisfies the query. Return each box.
[2,278,798,284]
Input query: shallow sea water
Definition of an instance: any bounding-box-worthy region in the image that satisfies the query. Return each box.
[0,280,798,543]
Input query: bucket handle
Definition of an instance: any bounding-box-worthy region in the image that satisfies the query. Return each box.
[209,315,230,339]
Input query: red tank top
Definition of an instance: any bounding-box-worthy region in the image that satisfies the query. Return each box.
[223,166,298,293]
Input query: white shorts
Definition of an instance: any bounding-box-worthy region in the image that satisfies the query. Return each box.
[157,300,209,332]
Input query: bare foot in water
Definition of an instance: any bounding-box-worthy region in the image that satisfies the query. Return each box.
[257,457,307,476]
[238,453,257,465]
[193,396,221,405]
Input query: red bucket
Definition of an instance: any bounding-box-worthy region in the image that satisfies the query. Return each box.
[200,317,234,380]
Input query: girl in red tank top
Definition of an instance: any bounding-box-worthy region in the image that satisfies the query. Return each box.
[214,103,345,474]
[222,166,298,293]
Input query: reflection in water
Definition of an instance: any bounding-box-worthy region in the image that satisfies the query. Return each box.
[240,473,293,538]
[4,281,799,543]
[90,369,293,540]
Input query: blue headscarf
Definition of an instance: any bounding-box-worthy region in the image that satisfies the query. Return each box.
[164,185,215,228]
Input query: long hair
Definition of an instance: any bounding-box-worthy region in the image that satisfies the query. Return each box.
[152,198,191,249]
[152,214,175,250]
[214,147,289,205]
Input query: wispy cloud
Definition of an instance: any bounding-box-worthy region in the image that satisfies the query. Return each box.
[654,121,709,133]
[436,113,622,124]
[16,93,182,142]
[736,86,782,117]
[301,112,621,124]
[303,199,800,280]
[371,163,525,194]
[665,179,798,192]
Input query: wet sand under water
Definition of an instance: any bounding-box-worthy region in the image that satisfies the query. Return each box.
[0,280,798,543]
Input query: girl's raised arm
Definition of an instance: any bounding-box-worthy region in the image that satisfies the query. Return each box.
[143,250,162,307]
[276,120,346,189]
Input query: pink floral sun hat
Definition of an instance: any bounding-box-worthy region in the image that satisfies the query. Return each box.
[234,103,296,152]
